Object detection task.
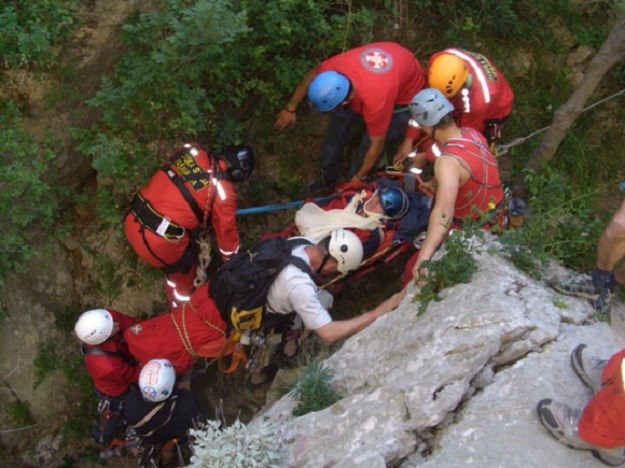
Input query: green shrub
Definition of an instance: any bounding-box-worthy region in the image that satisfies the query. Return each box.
[0,0,77,69]
[290,361,342,417]
[499,168,606,273]
[6,399,34,426]
[0,101,67,285]
[414,228,478,315]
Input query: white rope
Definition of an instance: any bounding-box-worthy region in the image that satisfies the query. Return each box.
[495,87,625,156]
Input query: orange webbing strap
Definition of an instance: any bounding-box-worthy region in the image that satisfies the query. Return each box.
[217,333,248,373]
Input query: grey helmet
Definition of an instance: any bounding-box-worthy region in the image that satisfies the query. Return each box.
[409,88,454,127]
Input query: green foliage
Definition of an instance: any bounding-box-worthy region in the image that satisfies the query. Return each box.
[552,296,568,309]
[414,229,478,315]
[189,419,281,467]
[0,101,68,285]
[6,399,34,426]
[499,168,606,273]
[0,0,77,69]
[290,361,342,417]
[74,0,378,222]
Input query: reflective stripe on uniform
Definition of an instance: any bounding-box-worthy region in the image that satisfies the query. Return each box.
[446,49,491,104]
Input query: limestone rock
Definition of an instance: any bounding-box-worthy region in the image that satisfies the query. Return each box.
[254,236,624,467]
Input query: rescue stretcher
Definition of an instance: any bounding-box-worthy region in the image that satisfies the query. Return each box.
[260,170,432,292]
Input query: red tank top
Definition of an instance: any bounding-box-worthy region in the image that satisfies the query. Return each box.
[441,128,504,220]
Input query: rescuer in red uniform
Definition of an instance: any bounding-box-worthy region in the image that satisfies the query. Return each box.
[400,88,504,286]
[124,143,254,307]
[74,308,140,446]
[394,47,514,170]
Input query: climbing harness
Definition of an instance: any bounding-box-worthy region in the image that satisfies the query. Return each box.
[495,88,625,156]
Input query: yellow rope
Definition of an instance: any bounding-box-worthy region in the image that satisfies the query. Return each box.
[170,305,198,358]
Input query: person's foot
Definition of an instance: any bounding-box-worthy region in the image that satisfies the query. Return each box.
[552,274,598,299]
[552,275,613,315]
[278,336,300,369]
[537,399,625,466]
[571,344,607,393]
[249,369,270,387]
[593,288,612,315]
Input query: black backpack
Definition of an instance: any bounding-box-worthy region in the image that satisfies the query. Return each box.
[209,237,313,335]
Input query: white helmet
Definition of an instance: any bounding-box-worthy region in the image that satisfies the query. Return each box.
[328,229,363,275]
[74,309,114,345]
[139,359,176,403]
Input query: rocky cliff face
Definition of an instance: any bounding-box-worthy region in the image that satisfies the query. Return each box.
[254,235,625,467]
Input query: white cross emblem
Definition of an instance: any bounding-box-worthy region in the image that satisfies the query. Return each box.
[360,48,393,73]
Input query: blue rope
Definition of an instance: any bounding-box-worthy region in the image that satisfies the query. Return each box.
[236,195,337,216]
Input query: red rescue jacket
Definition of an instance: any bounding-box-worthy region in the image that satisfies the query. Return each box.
[124,143,239,271]
[83,309,140,397]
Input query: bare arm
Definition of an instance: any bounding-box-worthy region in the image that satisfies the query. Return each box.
[352,134,387,181]
[314,290,405,343]
[597,198,625,283]
[413,157,461,274]
[275,68,318,132]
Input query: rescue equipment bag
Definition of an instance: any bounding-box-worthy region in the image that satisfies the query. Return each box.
[209,237,312,335]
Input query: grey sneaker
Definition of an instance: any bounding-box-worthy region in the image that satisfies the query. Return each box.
[553,274,598,299]
[537,399,625,466]
[571,344,606,393]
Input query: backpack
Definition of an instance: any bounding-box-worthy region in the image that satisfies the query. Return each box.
[209,237,313,336]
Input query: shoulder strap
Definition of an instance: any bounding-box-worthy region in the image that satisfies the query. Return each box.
[162,165,205,222]
[286,238,314,277]
[135,397,178,437]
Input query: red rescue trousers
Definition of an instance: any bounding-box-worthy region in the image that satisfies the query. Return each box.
[579,348,625,448]
[124,214,197,303]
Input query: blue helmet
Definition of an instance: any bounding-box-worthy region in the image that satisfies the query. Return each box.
[379,186,409,219]
[307,71,350,112]
[409,87,454,127]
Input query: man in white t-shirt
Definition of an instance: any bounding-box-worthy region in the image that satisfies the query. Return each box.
[266,229,405,343]
[251,229,404,385]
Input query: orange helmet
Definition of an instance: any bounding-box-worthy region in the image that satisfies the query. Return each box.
[428,53,469,98]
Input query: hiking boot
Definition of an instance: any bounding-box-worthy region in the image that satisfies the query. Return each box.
[553,274,598,300]
[593,288,612,315]
[571,344,606,394]
[537,399,625,466]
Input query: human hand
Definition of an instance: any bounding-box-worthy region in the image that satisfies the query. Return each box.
[275,109,297,132]
[392,151,408,168]
[392,139,414,167]
[375,288,407,317]
[412,264,429,288]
